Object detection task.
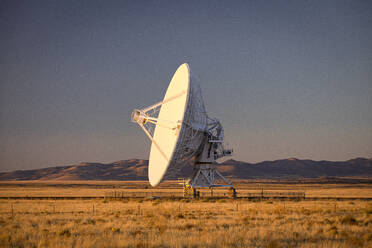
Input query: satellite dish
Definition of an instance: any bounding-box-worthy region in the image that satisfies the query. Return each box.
[131,63,233,188]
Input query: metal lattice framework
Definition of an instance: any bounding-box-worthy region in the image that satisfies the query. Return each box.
[167,74,208,175]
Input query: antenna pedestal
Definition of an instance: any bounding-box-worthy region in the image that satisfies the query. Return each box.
[188,141,232,189]
[189,163,232,188]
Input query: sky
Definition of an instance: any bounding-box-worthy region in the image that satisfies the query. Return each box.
[0,0,371,172]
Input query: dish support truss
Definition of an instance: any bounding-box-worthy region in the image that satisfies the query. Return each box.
[188,117,233,189]
[131,76,233,190]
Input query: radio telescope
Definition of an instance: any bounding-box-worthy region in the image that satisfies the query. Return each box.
[131,63,233,190]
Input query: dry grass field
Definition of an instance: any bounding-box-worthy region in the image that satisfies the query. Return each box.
[1,199,372,248]
[0,180,371,248]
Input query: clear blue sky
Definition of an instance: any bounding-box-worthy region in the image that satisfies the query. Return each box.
[1,0,371,172]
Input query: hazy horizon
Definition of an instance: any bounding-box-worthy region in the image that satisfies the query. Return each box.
[1,0,371,172]
[1,156,372,174]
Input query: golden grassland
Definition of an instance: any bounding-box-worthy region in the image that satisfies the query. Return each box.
[0,198,372,248]
[0,180,372,248]
[0,180,372,247]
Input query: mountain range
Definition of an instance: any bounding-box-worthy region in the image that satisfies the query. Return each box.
[1,157,371,181]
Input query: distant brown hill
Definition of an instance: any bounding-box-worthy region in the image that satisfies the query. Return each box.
[0,157,371,181]
[218,157,372,179]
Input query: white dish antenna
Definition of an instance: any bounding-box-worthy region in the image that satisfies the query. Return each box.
[131,63,232,188]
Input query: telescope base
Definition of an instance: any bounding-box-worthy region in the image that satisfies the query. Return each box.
[188,163,232,189]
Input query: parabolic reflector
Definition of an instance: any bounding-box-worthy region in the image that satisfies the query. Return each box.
[148,63,207,186]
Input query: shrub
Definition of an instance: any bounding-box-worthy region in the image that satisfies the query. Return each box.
[156,224,167,235]
[84,218,96,225]
[328,226,338,236]
[340,215,357,225]
[128,229,142,237]
[347,236,363,247]
[323,218,333,225]
[364,233,372,241]
[221,223,229,229]
[176,213,185,219]
[266,240,280,248]
[59,229,71,237]
[184,223,194,230]
[242,216,250,224]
